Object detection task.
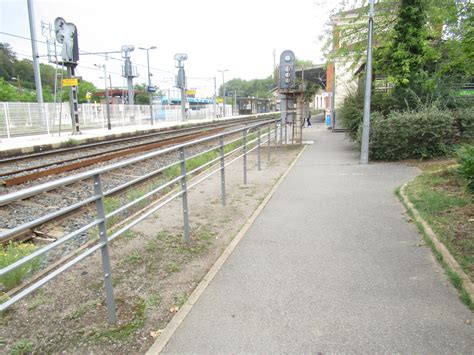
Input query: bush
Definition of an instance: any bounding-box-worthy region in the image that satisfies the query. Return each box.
[0,242,42,291]
[338,87,364,140]
[458,145,474,193]
[453,107,474,141]
[366,106,456,160]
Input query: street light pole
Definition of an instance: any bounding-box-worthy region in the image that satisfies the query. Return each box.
[360,0,375,164]
[218,69,229,117]
[139,46,157,125]
[95,63,111,130]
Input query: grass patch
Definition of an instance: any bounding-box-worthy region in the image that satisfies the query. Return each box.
[26,290,48,311]
[0,242,42,291]
[399,163,474,310]
[165,262,180,273]
[66,300,99,320]
[122,251,142,266]
[92,299,146,341]
[9,340,34,355]
[145,293,162,310]
[404,167,473,280]
[60,138,81,147]
[400,192,473,310]
[173,293,188,308]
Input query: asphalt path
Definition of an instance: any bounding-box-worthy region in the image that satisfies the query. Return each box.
[161,126,473,353]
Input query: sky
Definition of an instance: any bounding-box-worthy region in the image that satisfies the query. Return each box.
[0,0,340,97]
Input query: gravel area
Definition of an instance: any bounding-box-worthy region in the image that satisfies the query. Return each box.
[0,145,302,354]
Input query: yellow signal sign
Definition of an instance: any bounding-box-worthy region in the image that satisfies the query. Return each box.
[62,78,78,87]
[216,97,224,103]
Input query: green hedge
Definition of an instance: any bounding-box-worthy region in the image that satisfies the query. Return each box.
[458,145,474,193]
[453,108,474,141]
[365,107,456,160]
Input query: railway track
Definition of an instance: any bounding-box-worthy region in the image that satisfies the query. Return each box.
[0,116,276,240]
[0,116,273,191]
[0,116,279,313]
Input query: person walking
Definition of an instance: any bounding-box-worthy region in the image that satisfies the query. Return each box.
[306,112,312,127]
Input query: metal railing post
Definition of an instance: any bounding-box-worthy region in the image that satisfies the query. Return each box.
[243,129,247,185]
[179,148,190,243]
[27,103,32,126]
[44,103,50,135]
[257,126,261,171]
[219,135,226,206]
[267,122,271,162]
[93,174,117,324]
[280,120,283,145]
[3,103,11,139]
[285,123,288,145]
[274,120,278,146]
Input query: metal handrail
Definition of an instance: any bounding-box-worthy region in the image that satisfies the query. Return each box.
[0,117,282,323]
[0,118,277,207]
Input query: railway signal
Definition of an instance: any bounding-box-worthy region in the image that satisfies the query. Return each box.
[54,16,81,134]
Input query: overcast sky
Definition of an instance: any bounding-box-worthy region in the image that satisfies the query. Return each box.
[0,0,341,97]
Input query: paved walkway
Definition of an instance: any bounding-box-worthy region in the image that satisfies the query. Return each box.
[157,126,473,353]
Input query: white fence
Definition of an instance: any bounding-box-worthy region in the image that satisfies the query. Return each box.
[0,102,232,138]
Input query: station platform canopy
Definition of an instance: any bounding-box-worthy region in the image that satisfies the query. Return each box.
[295,64,327,89]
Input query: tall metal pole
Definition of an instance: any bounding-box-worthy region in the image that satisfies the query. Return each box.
[27,0,43,104]
[103,67,111,130]
[139,46,156,125]
[218,69,228,118]
[146,49,154,125]
[360,0,375,164]
[234,90,237,116]
[222,71,226,118]
[213,77,217,118]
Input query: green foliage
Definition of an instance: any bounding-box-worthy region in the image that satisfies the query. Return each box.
[453,107,474,141]
[338,86,364,140]
[457,145,474,193]
[0,42,97,103]
[367,106,456,160]
[377,0,435,89]
[10,340,34,355]
[0,77,20,101]
[0,242,42,291]
[221,76,274,99]
[0,43,16,81]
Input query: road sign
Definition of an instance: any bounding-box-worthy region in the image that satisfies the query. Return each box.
[62,78,78,87]
[147,85,157,93]
[85,91,92,100]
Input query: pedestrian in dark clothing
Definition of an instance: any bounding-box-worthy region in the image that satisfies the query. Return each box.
[306,112,312,127]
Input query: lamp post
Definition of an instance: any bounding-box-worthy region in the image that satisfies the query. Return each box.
[218,69,229,117]
[139,46,157,125]
[95,63,111,130]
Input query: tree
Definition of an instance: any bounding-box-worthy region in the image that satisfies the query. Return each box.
[220,76,274,99]
[376,0,435,89]
[77,79,98,103]
[0,77,20,101]
[0,43,16,81]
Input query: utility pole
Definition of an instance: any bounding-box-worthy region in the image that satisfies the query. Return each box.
[139,46,157,125]
[213,77,217,117]
[360,0,375,164]
[27,0,43,104]
[95,63,111,130]
[218,69,229,117]
[234,90,237,116]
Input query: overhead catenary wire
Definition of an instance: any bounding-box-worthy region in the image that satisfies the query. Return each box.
[0,30,177,76]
